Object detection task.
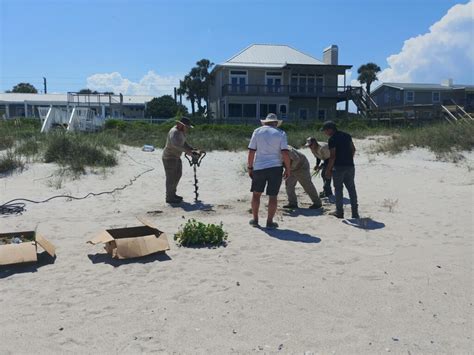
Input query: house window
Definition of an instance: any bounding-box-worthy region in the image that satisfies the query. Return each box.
[266,72,282,93]
[260,103,278,118]
[307,75,315,93]
[228,103,242,118]
[432,92,440,103]
[315,75,324,93]
[298,76,307,93]
[299,108,308,120]
[405,91,414,103]
[395,91,401,101]
[384,92,390,104]
[318,109,326,120]
[243,104,257,118]
[290,76,298,93]
[230,70,247,93]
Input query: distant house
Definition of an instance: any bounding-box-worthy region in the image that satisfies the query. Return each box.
[208,44,354,121]
[0,93,154,119]
[371,80,474,112]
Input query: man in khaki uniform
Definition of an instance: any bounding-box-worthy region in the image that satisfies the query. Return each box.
[305,137,333,197]
[162,117,197,204]
[283,146,322,209]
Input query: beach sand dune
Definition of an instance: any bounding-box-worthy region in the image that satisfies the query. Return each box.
[1,140,472,353]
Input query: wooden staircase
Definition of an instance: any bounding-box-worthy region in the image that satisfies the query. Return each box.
[346,86,378,118]
[441,100,473,124]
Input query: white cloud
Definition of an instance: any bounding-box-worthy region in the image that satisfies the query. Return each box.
[378,1,474,84]
[86,70,180,96]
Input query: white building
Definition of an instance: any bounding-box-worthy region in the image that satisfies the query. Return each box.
[0,92,154,119]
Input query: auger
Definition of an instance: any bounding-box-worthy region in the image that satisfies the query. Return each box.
[184,151,206,203]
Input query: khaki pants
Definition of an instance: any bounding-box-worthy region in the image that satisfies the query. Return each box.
[162,158,182,200]
[286,159,321,206]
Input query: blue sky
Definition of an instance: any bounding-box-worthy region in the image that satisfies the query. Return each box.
[1,0,472,95]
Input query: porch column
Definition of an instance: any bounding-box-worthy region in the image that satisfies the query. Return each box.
[345,99,349,119]
[101,105,106,118]
[24,102,28,117]
[316,96,320,120]
[5,104,10,119]
[256,99,260,119]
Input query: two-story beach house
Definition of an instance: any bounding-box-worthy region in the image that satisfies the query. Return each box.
[208,44,353,121]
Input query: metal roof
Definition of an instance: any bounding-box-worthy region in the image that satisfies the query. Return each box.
[374,82,474,92]
[0,93,154,105]
[223,44,326,66]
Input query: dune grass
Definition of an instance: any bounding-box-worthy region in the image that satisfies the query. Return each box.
[1,118,472,173]
[0,150,24,174]
[375,122,474,158]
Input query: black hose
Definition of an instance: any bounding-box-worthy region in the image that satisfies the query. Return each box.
[0,152,155,216]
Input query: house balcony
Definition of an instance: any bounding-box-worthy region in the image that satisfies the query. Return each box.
[221,84,350,99]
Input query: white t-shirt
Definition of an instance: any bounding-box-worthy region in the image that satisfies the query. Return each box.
[248,126,289,171]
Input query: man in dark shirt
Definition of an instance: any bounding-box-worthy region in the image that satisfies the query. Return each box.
[322,121,359,219]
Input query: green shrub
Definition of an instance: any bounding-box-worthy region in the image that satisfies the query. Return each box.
[174,219,228,247]
[0,135,14,150]
[43,133,117,173]
[0,150,24,174]
[15,137,41,156]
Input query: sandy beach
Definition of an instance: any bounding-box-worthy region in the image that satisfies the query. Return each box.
[0,139,472,354]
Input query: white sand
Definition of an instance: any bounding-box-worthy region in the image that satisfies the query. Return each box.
[0,140,472,354]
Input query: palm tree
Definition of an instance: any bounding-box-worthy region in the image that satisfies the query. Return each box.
[178,75,197,116]
[357,62,381,97]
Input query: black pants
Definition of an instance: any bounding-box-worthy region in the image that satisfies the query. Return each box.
[321,161,333,197]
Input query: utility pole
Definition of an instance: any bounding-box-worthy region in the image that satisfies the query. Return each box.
[174,87,177,103]
[43,77,47,94]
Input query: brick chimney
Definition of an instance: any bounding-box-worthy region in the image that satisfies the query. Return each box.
[323,45,338,65]
[441,78,453,87]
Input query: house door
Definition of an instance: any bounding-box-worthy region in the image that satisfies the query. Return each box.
[279,104,287,119]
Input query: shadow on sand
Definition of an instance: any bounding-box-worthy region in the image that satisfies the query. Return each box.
[342,218,385,230]
[326,196,351,205]
[263,228,321,244]
[282,208,324,217]
[168,201,214,212]
[0,252,56,279]
[87,252,171,267]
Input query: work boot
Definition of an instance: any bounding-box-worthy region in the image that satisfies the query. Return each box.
[352,212,360,219]
[174,195,184,201]
[265,221,279,229]
[309,202,322,209]
[283,203,298,209]
[249,219,259,228]
[329,211,344,219]
[166,198,182,204]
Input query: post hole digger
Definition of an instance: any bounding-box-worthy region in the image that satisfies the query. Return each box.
[185,151,206,203]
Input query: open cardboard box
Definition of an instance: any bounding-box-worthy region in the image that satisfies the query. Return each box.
[88,217,170,259]
[0,230,56,266]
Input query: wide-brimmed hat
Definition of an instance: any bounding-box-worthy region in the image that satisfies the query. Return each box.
[320,120,337,131]
[304,137,318,147]
[176,116,194,128]
[260,113,282,127]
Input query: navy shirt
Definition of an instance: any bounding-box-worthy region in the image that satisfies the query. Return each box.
[328,130,354,167]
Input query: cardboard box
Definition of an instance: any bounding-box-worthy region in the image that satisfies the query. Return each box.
[88,217,170,259]
[0,230,56,266]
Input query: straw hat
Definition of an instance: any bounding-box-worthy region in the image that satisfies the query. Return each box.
[176,116,194,128]
[260,113,282,127]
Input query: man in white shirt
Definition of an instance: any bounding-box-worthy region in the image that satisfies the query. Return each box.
[247,113,291,229]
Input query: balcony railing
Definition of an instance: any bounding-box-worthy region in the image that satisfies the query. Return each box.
[222,84,350,97]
